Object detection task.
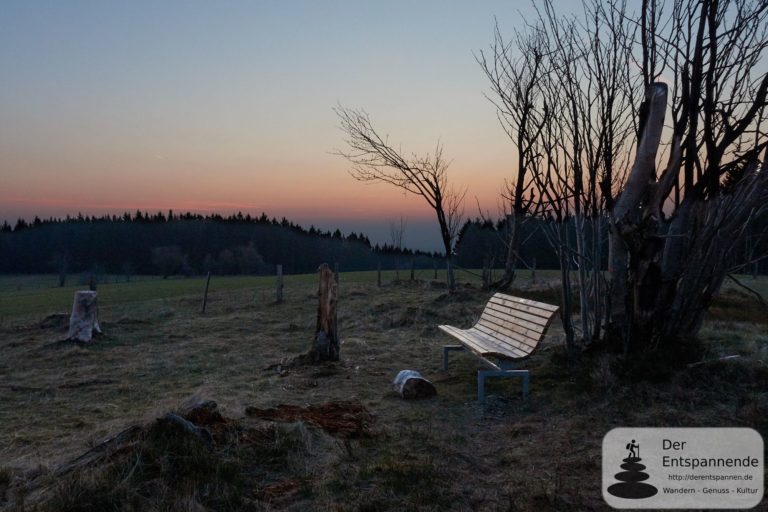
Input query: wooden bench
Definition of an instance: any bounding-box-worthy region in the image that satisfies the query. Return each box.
[438,292,559,402]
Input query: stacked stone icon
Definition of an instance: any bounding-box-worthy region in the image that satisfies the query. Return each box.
[607,441,658,499]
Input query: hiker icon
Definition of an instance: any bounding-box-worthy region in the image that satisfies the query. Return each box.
[607,440,658,499]
[626,439,639,459]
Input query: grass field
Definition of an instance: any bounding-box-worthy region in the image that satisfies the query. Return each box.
[0,272,766,510]
[0,269,566,321]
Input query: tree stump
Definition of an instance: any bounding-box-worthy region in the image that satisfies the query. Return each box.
[310,263,339,362]
[393,370,437,399]
[67,291,102,342]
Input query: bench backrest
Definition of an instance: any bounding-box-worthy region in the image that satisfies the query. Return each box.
[475,292,559,358]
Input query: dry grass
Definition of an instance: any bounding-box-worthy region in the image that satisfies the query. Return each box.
[0,274,766,511]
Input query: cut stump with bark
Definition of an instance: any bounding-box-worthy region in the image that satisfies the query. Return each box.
[393,370,437,399]
[67,291,102,342]
[310,263,339,362]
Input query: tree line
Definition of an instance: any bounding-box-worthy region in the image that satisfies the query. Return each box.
[0,211,446,280]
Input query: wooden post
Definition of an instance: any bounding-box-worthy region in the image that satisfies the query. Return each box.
[201,272,211,313]
[334,261,339,284]
[433,259,438,280]
[276,264,284,303]
[410,260,415,281]
[311,263,339,362]
[532,256,537,284]
[377,261,382,288]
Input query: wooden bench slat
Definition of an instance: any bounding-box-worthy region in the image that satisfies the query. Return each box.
[486,300,551,327]
[493,293,559,313]
[481,308,547,338]
[440,325,526,359]
[484,306,549,332]
[480,312,545,341]
[473,321,530,348]
[489,295,555,320]
[439,325,523,359]
[476,320,539,351]
[473,323,534,354]
[467,328,528,358]
[440,326,520,358]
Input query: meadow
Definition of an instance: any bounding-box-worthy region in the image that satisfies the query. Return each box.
[0,271,766,511]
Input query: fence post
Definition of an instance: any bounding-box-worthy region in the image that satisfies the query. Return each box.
[276,264,284,303]
[201,272,211,313]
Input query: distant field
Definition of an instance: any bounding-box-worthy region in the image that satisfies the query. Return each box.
[1,268,760,321]
[0,269,564,320]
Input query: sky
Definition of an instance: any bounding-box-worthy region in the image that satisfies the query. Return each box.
[0,1,541,251]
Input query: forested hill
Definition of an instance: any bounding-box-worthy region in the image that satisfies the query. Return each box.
[0,211,442,277]
[2,211,763,278]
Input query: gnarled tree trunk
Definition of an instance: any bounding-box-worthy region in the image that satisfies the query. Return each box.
[310,263,339,362]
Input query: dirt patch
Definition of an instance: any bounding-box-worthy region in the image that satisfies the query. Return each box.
[245,401,374,438]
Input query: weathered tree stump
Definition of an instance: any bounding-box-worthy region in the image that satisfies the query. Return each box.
[310,263,339,362]
[67,291,102,342]
[393,370,437,399]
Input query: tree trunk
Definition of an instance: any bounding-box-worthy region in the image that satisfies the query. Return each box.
[494,214,521,290]
[574,214,592,341]
[557,225,576,352]
[608,83,667,351]
[310,263,340,362]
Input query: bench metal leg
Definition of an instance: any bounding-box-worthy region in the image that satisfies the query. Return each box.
[442,345,464,370]
[477,369,530,403]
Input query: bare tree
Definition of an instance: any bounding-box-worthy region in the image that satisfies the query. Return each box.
[492,0,768,355]
[333,106,466,289]
[607,0,768,350]
[477,23,549,290]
